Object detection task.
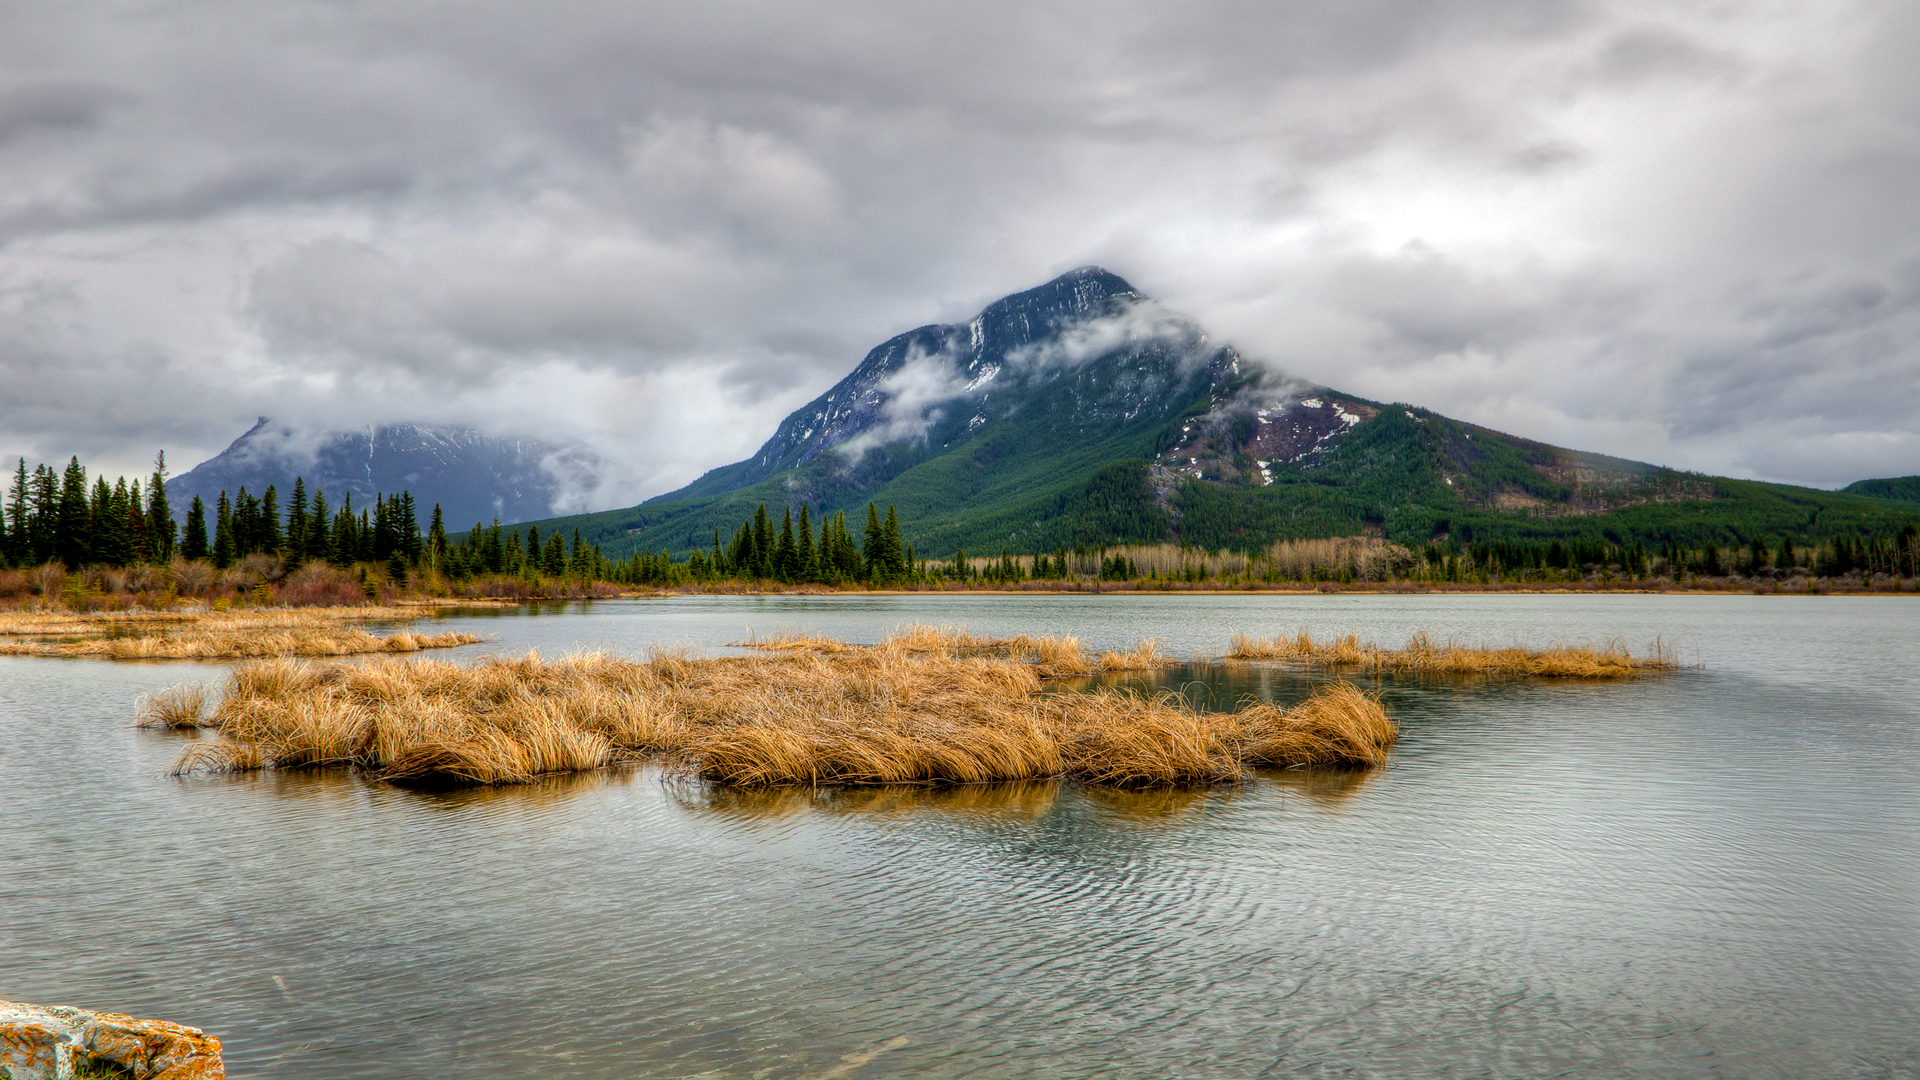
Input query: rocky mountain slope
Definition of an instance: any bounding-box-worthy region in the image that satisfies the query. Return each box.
[535,268,1918,558]
[172,420,600,527]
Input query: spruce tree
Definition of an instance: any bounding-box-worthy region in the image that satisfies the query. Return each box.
[862,503,884,582]
[182,496,209,560]
[28,464,57,564]
[286,479,308,566]
[775,507,797,581]
[145,452,175,562]
[796,505,815,582]
[526,525,541,573]
[880,505,905,581]
[397,492,422,564]
[55,457,89,569]
[230,487,254,558]
[751,505,772,579]
[261,485,284,554]
[428,505,447,569]
[483,518,504,573]
[305,489,330,562]
[95,477,133,566]
[212,492,234,568]
[4,458,26,566]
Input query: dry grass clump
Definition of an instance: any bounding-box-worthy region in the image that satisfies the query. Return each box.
[1227,629,1675,677]
[0,606,480,659]
[171,639,1394,789]
[137,683,208,728]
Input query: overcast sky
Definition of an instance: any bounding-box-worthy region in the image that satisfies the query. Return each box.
[3,0,1916,503]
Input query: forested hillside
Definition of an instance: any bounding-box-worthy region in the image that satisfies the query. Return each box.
[519,268,1920,561]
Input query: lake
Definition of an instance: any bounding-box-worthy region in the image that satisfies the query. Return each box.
[2,593,1916,1078]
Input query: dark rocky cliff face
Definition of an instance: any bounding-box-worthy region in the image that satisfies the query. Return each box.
[171,421,600,527]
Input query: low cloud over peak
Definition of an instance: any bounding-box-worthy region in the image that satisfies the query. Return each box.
[0,0,1915,495]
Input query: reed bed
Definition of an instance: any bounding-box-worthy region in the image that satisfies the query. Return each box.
[0,606,481,659]
[746,624,1172,678]
[1227,629,1675,677]
[169,637,1395,789]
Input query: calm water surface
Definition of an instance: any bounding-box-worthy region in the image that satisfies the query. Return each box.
[2,594,1916,1078]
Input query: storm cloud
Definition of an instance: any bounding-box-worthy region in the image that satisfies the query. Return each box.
[1,0,1915,497]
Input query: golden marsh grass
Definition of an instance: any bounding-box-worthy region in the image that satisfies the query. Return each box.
[171,633,1395,789]
[1227,629,1676,677]
[0,606,481,659]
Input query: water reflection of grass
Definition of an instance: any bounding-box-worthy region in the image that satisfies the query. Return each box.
[159,627,1395,790]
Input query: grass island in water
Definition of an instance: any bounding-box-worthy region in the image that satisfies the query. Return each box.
[144,627,1671,790]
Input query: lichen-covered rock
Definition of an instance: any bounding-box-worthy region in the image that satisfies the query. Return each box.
[0,1000,222,1080]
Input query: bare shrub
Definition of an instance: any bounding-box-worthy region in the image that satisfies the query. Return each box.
[169,559,218,595]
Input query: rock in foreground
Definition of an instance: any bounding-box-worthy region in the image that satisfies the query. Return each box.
[0,1000,222,1080]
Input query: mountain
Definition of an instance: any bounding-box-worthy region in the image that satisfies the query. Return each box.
[1844,476,1920,502]
[533,268,1920,558]
[171,420,602,528]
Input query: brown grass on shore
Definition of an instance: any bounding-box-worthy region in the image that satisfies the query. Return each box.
[0,606,481,660]
[1227,629,1676,677]
[168,638,1394,788]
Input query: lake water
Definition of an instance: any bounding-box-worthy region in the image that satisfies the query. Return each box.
[2,593,1916,1078]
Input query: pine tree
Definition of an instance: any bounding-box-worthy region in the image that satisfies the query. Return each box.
[526,525,541,574]
[182,496,209,560]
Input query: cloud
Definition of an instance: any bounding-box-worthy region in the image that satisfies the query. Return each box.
[0,0,1914,495]
[1003,299,1208,373]
[832,343,973,462]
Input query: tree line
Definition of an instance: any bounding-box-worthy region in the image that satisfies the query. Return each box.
[1,453,448,582]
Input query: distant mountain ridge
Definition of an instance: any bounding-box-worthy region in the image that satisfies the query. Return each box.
[531,268,1920,558]
[172,420,600,528]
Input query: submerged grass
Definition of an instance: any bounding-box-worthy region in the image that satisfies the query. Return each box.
[171,629,1395,789]
[1226,629,1676,677]
[0,606,481,659]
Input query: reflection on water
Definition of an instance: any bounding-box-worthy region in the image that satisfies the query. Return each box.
[676,777,1070,820]
[4,594,1918,1080]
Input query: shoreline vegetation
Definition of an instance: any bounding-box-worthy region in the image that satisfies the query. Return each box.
[0,606,480,659]
[3,452,1916,614]
[155,627,1398,788]
[1226,630,1676,677]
